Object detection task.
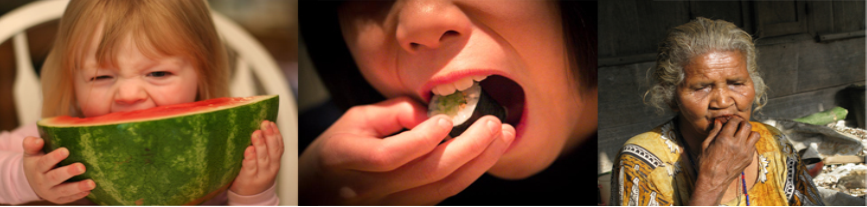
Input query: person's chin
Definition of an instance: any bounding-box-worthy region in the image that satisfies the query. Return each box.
[486,149,554,180]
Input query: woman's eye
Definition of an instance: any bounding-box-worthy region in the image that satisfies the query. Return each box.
[89,75,112,81]
[148,71,171,77]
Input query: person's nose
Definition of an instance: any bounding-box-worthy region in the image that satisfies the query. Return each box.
[395,0,472,53]
[114,79,147,105]
[708,86,734,110]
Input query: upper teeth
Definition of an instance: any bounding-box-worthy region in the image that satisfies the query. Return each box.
[432,75,488,96]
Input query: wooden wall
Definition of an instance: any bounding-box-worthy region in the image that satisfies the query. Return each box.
[598,0,866,173]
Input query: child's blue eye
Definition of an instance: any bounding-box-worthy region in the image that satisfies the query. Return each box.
[148,71,171,77]
[89,75,112,81]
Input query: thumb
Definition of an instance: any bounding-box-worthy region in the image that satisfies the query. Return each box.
[22,136,44,156]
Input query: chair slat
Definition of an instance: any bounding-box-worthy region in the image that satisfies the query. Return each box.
[230,56,256,97]
[12,32,41,125]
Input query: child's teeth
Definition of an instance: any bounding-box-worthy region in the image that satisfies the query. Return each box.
[454,77,474,91]
[434,84,456,96]
[472,75,488,81]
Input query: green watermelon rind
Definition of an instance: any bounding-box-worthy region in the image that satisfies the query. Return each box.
[37,95,279,205]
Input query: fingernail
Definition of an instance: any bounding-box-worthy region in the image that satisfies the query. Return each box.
[503,129,515,144]
[486,119,499,133]
[437,117,450,128]
[60,148,69,157]
[78,164,85,173]
[89,180,96,188]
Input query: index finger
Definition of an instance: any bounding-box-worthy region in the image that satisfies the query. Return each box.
[322,115,453,172]
[333,97,430,137]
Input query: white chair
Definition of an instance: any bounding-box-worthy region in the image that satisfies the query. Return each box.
[0,1,298,205]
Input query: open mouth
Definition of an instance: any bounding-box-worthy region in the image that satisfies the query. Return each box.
[427,74,525,137]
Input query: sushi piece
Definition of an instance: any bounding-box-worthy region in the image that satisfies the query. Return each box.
[428,81,507,137]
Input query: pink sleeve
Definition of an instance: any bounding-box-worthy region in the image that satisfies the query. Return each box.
[0,124,38,152]
[0,124,42,204]
[227,183,279,206]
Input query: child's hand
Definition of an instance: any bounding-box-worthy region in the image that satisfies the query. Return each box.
[230,120,284,195]
[21,137,96,204]
[299,97,516,205]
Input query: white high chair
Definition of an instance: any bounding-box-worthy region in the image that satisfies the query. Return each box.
[0,1,298,205]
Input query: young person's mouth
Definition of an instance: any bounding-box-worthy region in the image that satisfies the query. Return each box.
[425,74,526,151]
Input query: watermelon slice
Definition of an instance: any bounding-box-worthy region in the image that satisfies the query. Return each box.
[37,95,279,205]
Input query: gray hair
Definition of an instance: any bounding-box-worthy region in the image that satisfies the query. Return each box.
[645,17,767,114]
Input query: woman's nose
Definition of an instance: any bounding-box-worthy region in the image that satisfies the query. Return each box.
[708,87,734,109]
[114,80,147,105]
[395,0,472,52]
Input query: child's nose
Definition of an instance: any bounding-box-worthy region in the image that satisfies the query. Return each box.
[395,0,472,53]
[114,81,147,105]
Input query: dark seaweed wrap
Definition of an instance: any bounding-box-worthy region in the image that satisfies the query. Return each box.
[449,88,507,137]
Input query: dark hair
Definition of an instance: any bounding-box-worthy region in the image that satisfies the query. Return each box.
[301,1,597,110]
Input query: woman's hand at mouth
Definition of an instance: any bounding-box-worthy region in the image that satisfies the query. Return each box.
[299,97,516,205]
[689,116,760,205]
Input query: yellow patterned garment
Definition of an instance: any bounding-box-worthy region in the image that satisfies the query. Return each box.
[609,120,825,206]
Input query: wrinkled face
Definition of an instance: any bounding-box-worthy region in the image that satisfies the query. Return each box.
[74,31,199,117]
[675,50,755,138]
[338,0,596,179]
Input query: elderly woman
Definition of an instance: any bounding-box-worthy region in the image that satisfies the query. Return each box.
[609,17,824,206]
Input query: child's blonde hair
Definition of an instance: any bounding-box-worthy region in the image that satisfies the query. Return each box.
[41,0,230,118]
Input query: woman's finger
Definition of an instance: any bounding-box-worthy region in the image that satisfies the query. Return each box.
[323,115,452,172]
[734,120,753,144]
[718,117,742,140]
[38,148,69,173]
[702,119,724,149]
[747,131,761,147]
[382,123,515,205]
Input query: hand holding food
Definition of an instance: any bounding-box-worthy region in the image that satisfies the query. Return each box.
[299,97,515,205]
[22,137,95,204]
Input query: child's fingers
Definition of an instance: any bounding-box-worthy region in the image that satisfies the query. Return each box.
[45,163,85,186]
[340,97,429,137]
[38,148,69,173]
[54,191,90,204]
[242,145,258,175]
[383,123,514,205]
[377,116,502,192]
[323,115,451,172]
[251,130,271,171]
[270,122,284,158]
[261,121,272,136]
[22,137,44,156]
[263,122,283,162]
[51,179,94,198]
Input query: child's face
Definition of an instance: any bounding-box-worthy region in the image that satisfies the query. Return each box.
[74,33,199,117]
[339,0,593,179]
